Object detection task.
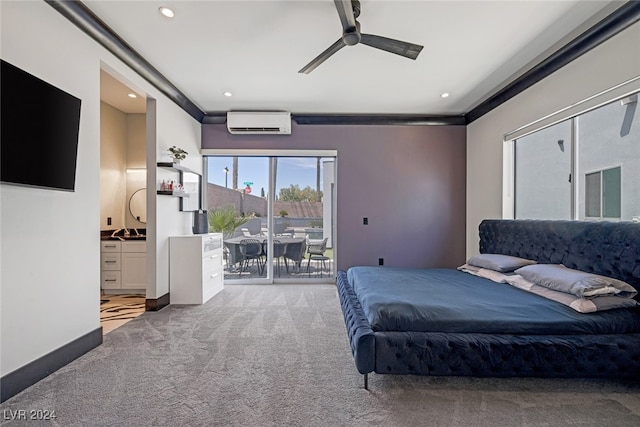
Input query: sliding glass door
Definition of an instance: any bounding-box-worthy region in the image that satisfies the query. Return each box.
[204,153,336,283]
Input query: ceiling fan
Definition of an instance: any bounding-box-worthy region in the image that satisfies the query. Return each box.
[299,0,424,74]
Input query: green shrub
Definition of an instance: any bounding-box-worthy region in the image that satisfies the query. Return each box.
[208,205,249,238]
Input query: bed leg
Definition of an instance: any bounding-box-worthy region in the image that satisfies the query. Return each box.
[363,373,368,390]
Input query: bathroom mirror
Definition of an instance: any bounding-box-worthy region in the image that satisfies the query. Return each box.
[129,188,147,223]
[180,171,202,212]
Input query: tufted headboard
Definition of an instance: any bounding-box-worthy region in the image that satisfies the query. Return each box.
[479,219,640,294]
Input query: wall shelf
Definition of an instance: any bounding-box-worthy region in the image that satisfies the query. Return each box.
[157,162,195,174]
[156,190,189,197]
[157,162,198,206]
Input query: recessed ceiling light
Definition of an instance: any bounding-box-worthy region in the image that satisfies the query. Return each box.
[223,91,233,97]
[440,92,450,98]
[159,6,175,18]
[128,93,137,98]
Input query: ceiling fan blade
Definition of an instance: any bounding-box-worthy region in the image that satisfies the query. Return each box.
[360,34,423,60]
[298,39,346,74]
[334,0,357,32]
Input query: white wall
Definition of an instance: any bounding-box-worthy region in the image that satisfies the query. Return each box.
[0,1,201,376]
[152,102,202,299]
[466,21,640,257]
[100,102,127,228]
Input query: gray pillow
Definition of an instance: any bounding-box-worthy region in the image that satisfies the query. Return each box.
[467,254,536,273]
[514,264,637,299]
[506,275,638,313]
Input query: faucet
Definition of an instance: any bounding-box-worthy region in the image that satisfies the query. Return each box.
[110,229,125,241]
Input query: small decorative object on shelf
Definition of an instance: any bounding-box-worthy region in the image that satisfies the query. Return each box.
[168,145,188,163]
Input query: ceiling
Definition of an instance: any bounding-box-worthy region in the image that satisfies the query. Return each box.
[94,0,622,118]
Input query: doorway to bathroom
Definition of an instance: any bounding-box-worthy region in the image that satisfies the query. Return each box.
[99,68,148,333]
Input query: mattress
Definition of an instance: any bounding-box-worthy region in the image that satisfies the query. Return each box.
[347,266,640,335]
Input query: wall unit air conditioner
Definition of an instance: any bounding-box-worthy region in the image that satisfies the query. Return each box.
[226,111,291,135]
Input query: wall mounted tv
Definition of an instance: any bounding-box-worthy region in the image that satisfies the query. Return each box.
[1,59,82,191]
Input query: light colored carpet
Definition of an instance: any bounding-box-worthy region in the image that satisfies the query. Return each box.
[2,284,639,426]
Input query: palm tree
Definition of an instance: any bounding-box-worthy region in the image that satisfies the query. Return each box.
[273,157,278,192]
[232,156,238,190]
[316,157,321,199]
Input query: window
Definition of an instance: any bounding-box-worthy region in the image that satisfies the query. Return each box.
[514,121,571,219]
[585,167,621,218]
[513,92,639,221]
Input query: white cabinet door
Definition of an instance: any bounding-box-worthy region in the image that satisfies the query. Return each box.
[121,252,146,289]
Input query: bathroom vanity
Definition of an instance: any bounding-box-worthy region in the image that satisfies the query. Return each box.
[100,239,147,293]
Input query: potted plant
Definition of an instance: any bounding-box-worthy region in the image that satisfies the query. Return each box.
[208,205,249,239]
[168,145,188,164]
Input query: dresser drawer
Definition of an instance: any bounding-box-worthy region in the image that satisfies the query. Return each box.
[202,270,223,302]
[202,234,223,255]
[101,253,121,270]
[101,271,121,289]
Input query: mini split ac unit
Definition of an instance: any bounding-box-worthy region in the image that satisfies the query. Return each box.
[226,111,291,135]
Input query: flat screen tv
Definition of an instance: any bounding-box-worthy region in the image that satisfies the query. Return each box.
[1,59,81,191]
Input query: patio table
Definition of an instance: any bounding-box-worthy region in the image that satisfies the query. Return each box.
[223,236,306,273]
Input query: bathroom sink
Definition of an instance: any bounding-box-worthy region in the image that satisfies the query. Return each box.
[103,228,147,241]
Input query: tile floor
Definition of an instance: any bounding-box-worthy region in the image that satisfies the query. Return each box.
[99,294,145,334]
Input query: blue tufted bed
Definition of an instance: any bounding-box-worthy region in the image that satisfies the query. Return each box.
[336,220,640,388]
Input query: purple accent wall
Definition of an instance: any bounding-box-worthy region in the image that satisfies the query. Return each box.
[202,123,467,270]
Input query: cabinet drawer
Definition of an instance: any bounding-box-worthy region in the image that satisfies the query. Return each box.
[203,250,223,270]
[101,271,121,289]
[101,241,121,252]
[202,270,223,301]
[101,253,121,270]
[202,234,223,255]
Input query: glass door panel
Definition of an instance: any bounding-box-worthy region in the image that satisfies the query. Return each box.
[206,156,269,281]
[270,157,335,280]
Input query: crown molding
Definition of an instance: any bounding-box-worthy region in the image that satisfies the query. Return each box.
[46,0,205,122]
[48,0,640,126]
[466,1,640,124]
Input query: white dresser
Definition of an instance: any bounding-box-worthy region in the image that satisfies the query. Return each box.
[169,233,224,304]
[101,240,147,293]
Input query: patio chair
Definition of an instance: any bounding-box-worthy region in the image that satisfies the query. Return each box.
[238,239,264,277]
[306,237,330,277]
[271,240,287,277]
[284,239,307,274]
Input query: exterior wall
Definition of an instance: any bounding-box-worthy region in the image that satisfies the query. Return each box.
[207,183,268,217]
[202,124,467,270]
[467,21,640,257]
[513,98,639,221]
[0,1,201,377]
[514,121,572,219]
[576,99,639,220]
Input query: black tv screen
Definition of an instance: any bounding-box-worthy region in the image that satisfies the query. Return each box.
[1,59,81,191]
